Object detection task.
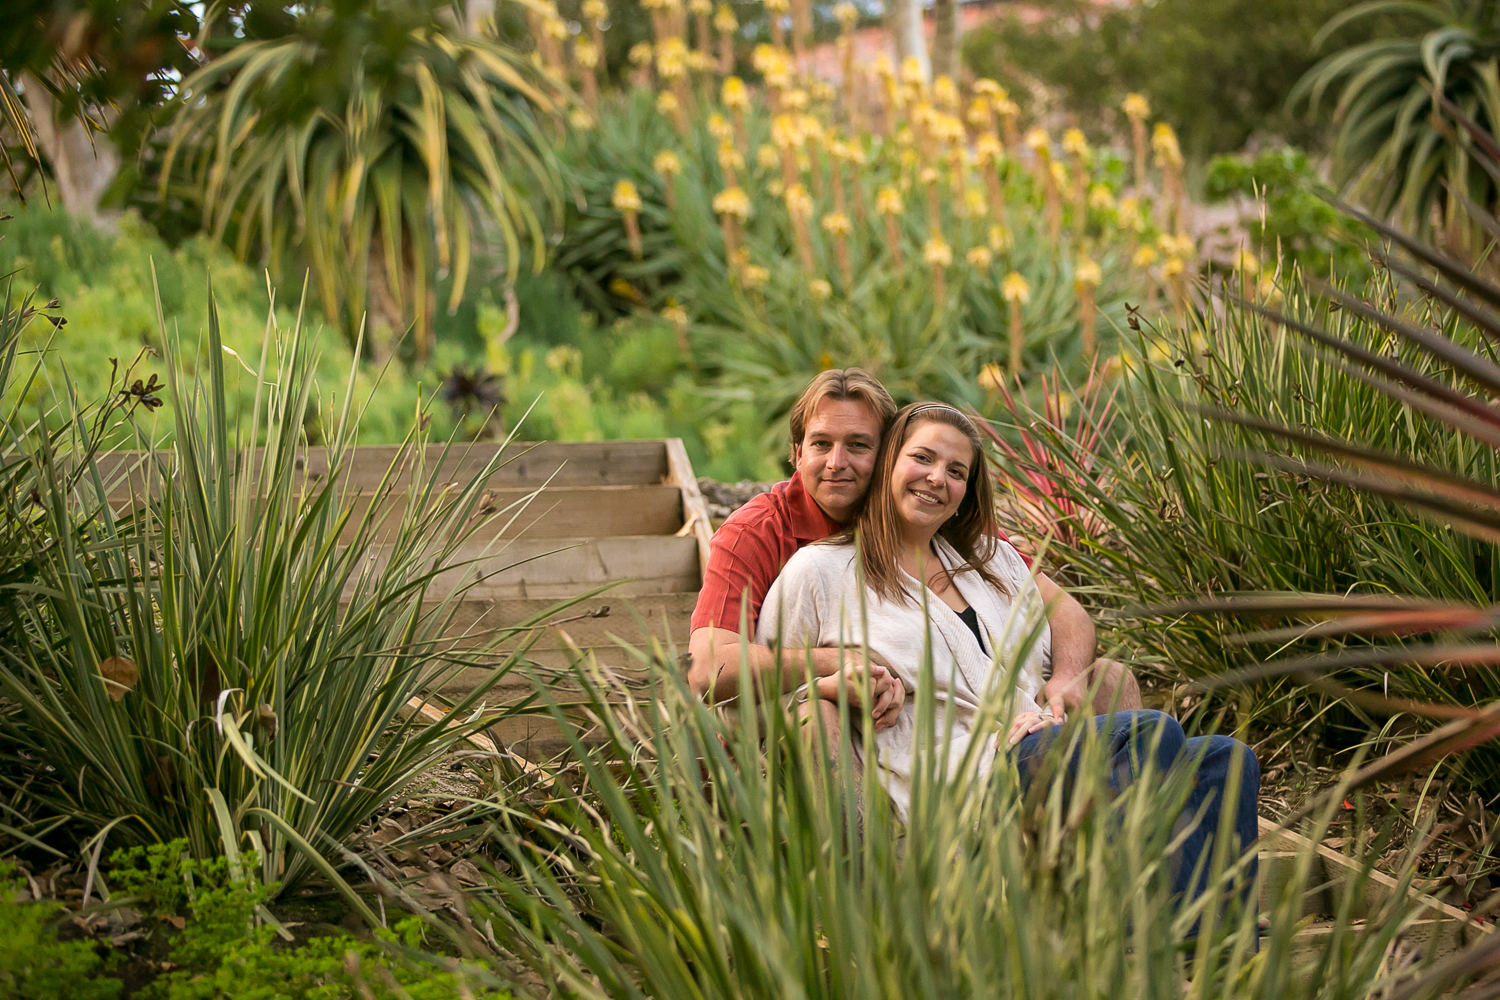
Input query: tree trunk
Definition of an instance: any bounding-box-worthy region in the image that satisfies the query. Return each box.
[930,0,960,80]
[885,0,929,82]
[21,75,119,227]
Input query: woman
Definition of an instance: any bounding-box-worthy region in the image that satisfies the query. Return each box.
[756,402,1259,902]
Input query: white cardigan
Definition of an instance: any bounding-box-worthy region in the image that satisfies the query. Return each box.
[755,536,1050,821]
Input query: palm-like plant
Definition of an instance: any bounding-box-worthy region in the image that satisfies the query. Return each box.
[163,0,565,362]
[1292,0,1500,238]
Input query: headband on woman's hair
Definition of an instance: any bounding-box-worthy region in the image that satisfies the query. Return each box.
[906,402,975,428]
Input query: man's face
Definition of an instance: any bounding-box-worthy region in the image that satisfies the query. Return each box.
[793,398,883,523]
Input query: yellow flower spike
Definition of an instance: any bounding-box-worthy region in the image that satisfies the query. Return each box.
[543,16,568,40]
[1161,257,1187,279]
[784,183,814,217]
[967,97,992,128]
[1132,245,1158,268]
[976,133,1004,164]
[784,88,809,110]
[809,278,832,300]
[1117,196,1144,231]
[569,109,595,130]
[583,0,608,20]
[918,166,940,186]
[994,95,1019,120]
[1002,272,1031,304]
[924,236,952,267]
[900,56,926,86]
[978,362,1005,392]
[988,225,1012,251]
[756,144,780,169]
[742,264,770,288]
[1122,92,1151,120]
[690,0,711,14]
[1258,274,1283,304]
[772,114,801,149]
[629,42,654,67]
[799,114,824,142]
[966,246,993,268]
[767,178,785,196]
[612,180,642,211]
[656,90,679,114]
[722,76,750,108]
[1050,159,1068,186]
[1062,128,1089,159]
[662,303,689,329]
[833,1,858,26]
[1089,183,1116,211]
[873,53,895,78]
[766,0,788,11]
[714,3,737,31]
[654,150,683,178]
[933,75,959,108]
[751,45,779,73]
[1074,256,1103,290]
[1024,127,1051,158]
[811,81,836,103]
[933,114,966,144]
[712,186,752,219]
[964,187,987,217]
[1234,248,1261,274]
[821,212,852,235]
[707,113,732,140]
[973,78,1003,98]
[717,143,745,170]
[686,50,715,73]
[574,39,600,69]
[895,126,916,147]
[876,186,904,215]
[1152,122,1183,168]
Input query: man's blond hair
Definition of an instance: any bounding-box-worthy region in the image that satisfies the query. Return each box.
[788,368,898,461]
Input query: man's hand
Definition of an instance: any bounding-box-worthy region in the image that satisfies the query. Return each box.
[813,652,906,730]
[1041,674,1089,727]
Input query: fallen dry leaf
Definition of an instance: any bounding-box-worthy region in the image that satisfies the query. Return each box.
[450,859,483,886]
[99,656,139,702]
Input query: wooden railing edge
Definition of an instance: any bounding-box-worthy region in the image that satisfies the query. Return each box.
[664,438,713,584]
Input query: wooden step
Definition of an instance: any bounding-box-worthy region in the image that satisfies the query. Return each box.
[351,535,701,603]
[433,593,697,649]
[344,484,685,542]
[97,440,673,500]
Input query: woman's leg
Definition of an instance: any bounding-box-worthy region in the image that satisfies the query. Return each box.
[1012,709,1185,795]
[1176,735,1260,901]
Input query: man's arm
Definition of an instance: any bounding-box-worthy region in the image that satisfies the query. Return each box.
[1035,573,1097,722]
[687,626,844,702]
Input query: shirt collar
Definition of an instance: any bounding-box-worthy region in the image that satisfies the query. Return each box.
[785,474,844,541]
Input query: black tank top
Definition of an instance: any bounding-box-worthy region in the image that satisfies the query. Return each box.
[956,606,988,656]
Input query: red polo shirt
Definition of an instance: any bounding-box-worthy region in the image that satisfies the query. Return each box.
[690,476,841,634]
[689,477,1027,637]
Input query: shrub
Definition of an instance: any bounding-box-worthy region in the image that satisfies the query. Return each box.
[0,860,119,1000]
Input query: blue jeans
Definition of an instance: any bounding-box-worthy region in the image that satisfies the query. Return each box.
[1012,710,1260,912]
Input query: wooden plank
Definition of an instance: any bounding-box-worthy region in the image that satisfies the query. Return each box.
[342,485,683,542]
[97,440,670,500]
[429,593,697,649]
[1259,852,1332,919]
[349,535,702,602]
[664,438,713,583]
[1260,818,1487,935]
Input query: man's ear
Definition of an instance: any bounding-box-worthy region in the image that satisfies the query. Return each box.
[791,442,803,469]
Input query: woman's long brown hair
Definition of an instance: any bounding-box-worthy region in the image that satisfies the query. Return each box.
[832,402,1008,605]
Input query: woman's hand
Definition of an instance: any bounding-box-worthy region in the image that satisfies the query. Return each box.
[813,656,906,731]
[1001,711,1055,749]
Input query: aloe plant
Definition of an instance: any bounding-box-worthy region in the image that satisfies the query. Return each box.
[0,272,582,913]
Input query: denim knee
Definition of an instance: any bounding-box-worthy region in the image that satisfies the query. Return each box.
[1128,709,1185,766]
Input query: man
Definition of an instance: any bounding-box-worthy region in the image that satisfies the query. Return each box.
[686,368,1140,733]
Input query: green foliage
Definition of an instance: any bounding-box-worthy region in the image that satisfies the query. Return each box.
[1291,0,1500,234]
[162,0,565,356]
[0,860,120,1000]
[0,198,451,446]
[1204,147,1376,281]
[106,842,508,1000]
[961,0,1406,158]
[997,272,1500,784]
[0,255,580,900]
[558,91,1148,455]
[480,650,1435,999]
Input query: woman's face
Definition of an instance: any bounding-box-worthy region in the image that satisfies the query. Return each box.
[889,419,975,537]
